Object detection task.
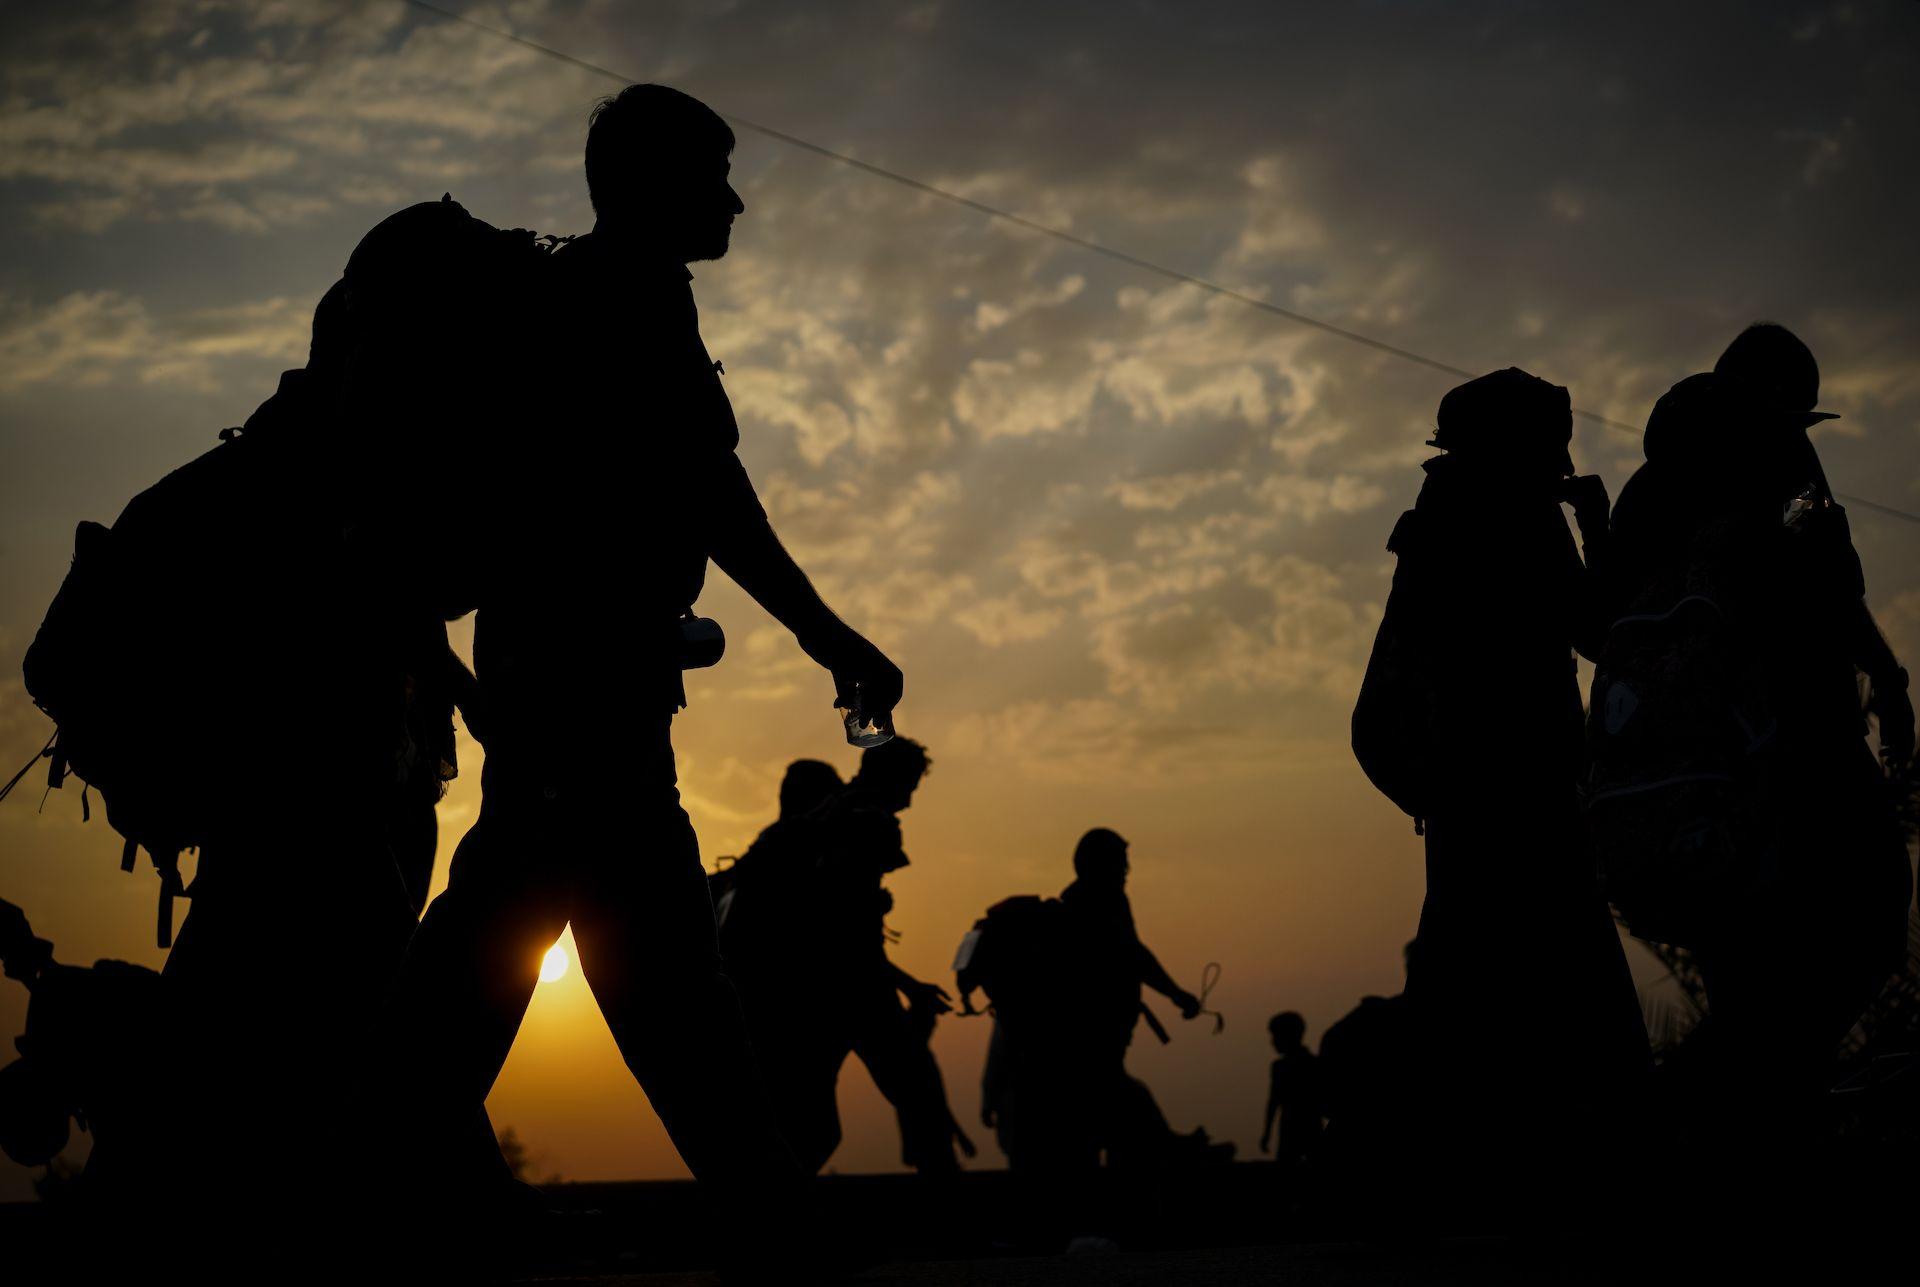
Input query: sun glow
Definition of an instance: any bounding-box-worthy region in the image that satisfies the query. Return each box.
[539,943,568,984]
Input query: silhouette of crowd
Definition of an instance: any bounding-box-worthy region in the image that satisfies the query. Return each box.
[1,80,1915,1280]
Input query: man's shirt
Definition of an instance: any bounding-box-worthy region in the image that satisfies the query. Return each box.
[473,230,768,750]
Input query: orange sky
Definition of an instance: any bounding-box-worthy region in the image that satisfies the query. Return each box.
[5,0,1920,1200]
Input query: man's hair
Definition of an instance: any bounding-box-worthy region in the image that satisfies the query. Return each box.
[1072,827,1128,880]
[857,736,931,786]
[778,759,842,820]
[584,84,735,219]
[1268,1011,1307,1044]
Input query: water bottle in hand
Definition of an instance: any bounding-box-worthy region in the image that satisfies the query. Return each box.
[838,685,894,749]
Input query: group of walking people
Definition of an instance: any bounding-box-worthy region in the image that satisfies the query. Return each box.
[1354,330,1914,1223]
[2,75,1914,1275]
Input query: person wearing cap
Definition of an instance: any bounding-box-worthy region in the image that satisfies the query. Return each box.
[1610,324,1913,1164]
[1354,367,1648,1223]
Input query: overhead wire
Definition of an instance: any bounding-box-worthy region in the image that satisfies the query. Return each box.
[396,0,1920,527]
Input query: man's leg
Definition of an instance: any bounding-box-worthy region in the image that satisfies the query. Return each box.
[164,810,416,1194]
[567,727,800,1194]
[733,981,850,1173]
[853,997,963,1174]
[379,759,572,1188]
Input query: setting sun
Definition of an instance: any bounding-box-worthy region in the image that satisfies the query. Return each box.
[539,943,569,984]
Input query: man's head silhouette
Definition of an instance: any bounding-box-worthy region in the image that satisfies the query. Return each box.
[1072,827,1130,889]
[1429,367,1574,481]
[1714,322,1838,430]
[852,737,931,813]
[1268,1010,1307,1053]
[777,759,842,821]
[586,84,743,262]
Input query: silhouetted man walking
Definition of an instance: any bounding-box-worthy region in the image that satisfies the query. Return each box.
[379,85,904,1239]
[967,830,1212,1191]
[1353,369,1647,1224]
[722,741,972,1176]
[1606,326,1913,1174]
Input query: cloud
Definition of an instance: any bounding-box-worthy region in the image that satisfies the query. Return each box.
[0,290,308,393]
[3,0,1918,801]
[1107,469,1244,511]
[0,0,581,234]
[950,594,1065,646]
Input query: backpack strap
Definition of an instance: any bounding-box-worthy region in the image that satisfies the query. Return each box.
[114,837,186,948]
[0,733,57,805]
[153,850,185,949]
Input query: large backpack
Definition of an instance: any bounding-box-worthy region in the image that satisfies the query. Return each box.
[1352,509,1437,827]
[14,196,553,943]
[1583,515,1782,949]
[954,895,1070,1022]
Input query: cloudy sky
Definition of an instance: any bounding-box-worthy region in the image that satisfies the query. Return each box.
[3,0,1918,1197]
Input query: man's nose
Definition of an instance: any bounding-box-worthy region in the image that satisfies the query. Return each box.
[728,183,745,216]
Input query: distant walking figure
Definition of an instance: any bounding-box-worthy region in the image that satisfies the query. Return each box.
[376,85,904,1250]
[960,828,1224,1202]
[720,741,974,1176]
[1353,369,1648,1219]
[1598,325,1913,1160]
[1259,1011,1323,1171]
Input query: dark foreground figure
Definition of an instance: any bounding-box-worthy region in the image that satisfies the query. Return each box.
[371,86,904,1269]
[719,743,973,1177]
[14,169,487,1224]
[1598,325,1914,1194]
[1355,368,1650,1223]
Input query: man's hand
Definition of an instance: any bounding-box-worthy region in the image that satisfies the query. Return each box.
[706,488,905,721]
[903,978,953,1017]
[1556,473,1611,538]
[1174,989,1202,1021]
[446,647,487,747]
[1870,669,1915,767]
[804,627,903,725]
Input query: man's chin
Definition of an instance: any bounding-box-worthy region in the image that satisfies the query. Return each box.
[688,231,733,263]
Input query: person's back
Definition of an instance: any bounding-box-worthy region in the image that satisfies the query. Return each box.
[717,760,843,986]
[1393,371,1598,813]
[1610,367,1866,757]
[133,274,483,1230]
[1360,369,1646,1227]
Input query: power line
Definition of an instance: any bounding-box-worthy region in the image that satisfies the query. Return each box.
[397,0,1920,527]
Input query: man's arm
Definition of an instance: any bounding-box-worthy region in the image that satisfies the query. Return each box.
[1563,475,1614,662]
[889,960,952,1015]
[1260,1064,1281,1153]
[705,454,903,717]
[1135,942,1200,1018]
[1851,598,1914,766]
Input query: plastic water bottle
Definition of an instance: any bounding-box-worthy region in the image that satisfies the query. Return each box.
[1783,482,1829,531]
[838,686,894,749]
